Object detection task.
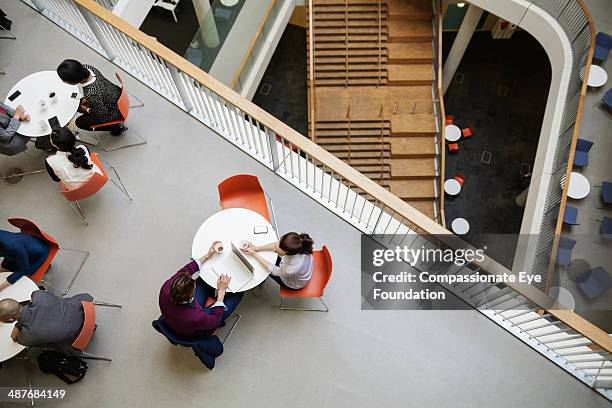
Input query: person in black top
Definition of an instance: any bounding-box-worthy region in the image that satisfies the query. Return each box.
[56,59,125,136]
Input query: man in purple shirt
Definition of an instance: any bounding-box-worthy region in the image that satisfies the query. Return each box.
[159,241,243,338]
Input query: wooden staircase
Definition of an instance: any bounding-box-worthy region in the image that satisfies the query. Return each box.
[307,0,439,220]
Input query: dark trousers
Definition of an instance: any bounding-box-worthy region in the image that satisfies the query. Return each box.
[194,280,243,321]
[269,255,299,291]
[75,113,122,133]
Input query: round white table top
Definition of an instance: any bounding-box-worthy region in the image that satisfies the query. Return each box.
[445,124,461,142]
[451,218,470,235]
[586,65,608,87]
[548,286,575,311]
[562,171,590,199]
[0,272,38,362]
[4,71,79,137]
[192,208,278,292]
[220,0,240,6]
[444,178,461,196]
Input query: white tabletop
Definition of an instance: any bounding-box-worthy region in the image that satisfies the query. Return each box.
[444,178,461,196]
[5,71,80,137]
[548,286,575,311]
[0,272,38,362]
[451,218,470,235]
[445,124,461,142]
[192,208,278,292]
[586,65,608,87]
[562,171,590,199]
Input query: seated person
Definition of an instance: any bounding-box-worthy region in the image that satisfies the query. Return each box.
[45,127,100,190]
[0,229,49,292]
[159,241,243,338]
[0,290,93,355]
[56,59,125,136]
[241,232,314,290]
[0,102,30,156]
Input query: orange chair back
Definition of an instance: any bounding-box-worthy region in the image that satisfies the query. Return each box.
[445,115,454,125]
[447,143,459,153]
[454,174,465,186]
[72,301,96,351]
[60,153,109,202]
[90,73,129,129]
[7,218,59,282]
[461,128,473,138]
[218,174,271,223]
[280,246,333,299]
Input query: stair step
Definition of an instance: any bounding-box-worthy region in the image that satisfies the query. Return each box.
[387,0,433,21]
[314,64,385,72]
[312,48,388,57]
[404,200,436,218]
[388,43,433,64]
[390,158,436,179]
[323,142,390,152]
[312,34,387,43]
[387,64,433,85]
[314,4,387,12]
[314,26,385,35]
[388,20,432,42]
[314,20,387,28]
[313,42,387,50]
[316,121,390,131]
[318,136,390,145]
[390,137,437,158]
[311,71,387,79]
[389,179,436,199]
[309,78,388,86]
[390,114,436,136]
[313,56,388,65]
[331,150,391,159]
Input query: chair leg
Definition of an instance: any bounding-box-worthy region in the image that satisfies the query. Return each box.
[172,10,178,23]
[221,314,241,344]
[69,201,88,225]
[40,248,90,296]
[75,130,102,147]
[280,297,329,312]
[127,92,145,108]
[266,192,279,232]
[0,23,16,40]
[0,169,45,179]
[104,129,147,152]
[98,155,133,201]
[80,351,112,362]
[93,300,123,308]
[9,349,34,407]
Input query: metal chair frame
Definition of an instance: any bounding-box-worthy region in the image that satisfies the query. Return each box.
[280,296,329,312]
[40,248,90,296]
[79,301,122,362]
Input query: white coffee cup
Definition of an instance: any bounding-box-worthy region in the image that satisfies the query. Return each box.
[48,91,58,104]
[39,120,47,130]
[214,242,224,253]
[38,100,48,111]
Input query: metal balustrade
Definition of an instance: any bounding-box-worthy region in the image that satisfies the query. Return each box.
[20,0,611,400]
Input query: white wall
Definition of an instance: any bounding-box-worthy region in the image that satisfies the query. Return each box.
[112,0,155,28]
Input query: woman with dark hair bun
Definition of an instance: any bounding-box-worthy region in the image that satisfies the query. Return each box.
[56,59,125,136]
[45,126,99,190]
[241,232,314,290]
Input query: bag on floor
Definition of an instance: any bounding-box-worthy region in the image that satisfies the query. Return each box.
[37,350,88,384]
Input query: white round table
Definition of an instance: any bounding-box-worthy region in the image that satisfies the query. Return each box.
[220,0,239,6]
[451,218,470,235]
[0,272,38,362]
[548,286,575,310]
[445,124,461,142]
[444,178,461,196]
[562,172,590,199]
[585,65,608,87]
[4,71,79,137]
[192,208,278,292]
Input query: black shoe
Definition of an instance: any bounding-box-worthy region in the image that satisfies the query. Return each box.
[110,124,127,136]
[219,321,227,328]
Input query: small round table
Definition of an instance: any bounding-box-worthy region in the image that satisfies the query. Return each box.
[584,65,608,87]
[451,218,470,235]
[0,272,38,363]
[548,286,575,311]
[562,172,590,199]
[444,178,461,196]
[4,71,79,137]
[192,208,278,292]
[445,124,461,142]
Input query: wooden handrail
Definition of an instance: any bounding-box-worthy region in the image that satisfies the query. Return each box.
[544,0,596,294]
[308,0,317,142]
[230,0,278,90]
[435,0,446,228]
[73,0,611,353]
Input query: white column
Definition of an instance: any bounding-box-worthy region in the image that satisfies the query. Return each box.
[112,0,155,28]
[193,0,220,49]
[442,4,484,94]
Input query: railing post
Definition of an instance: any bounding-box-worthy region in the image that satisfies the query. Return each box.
[75,4,117,61]
[167,65,194,113]
[265,128,280,171]
[30,0,46,12]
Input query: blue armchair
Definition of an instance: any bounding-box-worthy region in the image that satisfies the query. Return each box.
[573,139,594,167]
[556,236,577,266]
[604,89,612,110]
[594,32,612,61]
[602,181,612,204]
[575,266,612,299]
[603,216,612,240]
[563,205,579,225]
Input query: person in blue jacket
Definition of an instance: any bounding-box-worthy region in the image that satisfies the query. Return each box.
[0,229,49,292]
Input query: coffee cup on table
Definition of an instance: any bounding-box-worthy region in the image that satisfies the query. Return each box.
[48,91,58,103]
[38,100,48,111]
[213,242,224,253]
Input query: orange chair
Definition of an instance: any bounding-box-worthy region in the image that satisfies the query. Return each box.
[7,218,89,295]
[454,173,466,186]
[60,153,132,225]
[218,174,277,229]
[79,73,146,152]
[445,115,454,125]
[447,143,459,153]
[72,300,122,362]
[461,127,473,138]
[280,246,332,312]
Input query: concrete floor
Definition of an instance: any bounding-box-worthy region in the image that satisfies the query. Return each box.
[0,2,610,407]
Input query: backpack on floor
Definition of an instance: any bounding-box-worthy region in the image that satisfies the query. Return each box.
[37,350,88,384]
